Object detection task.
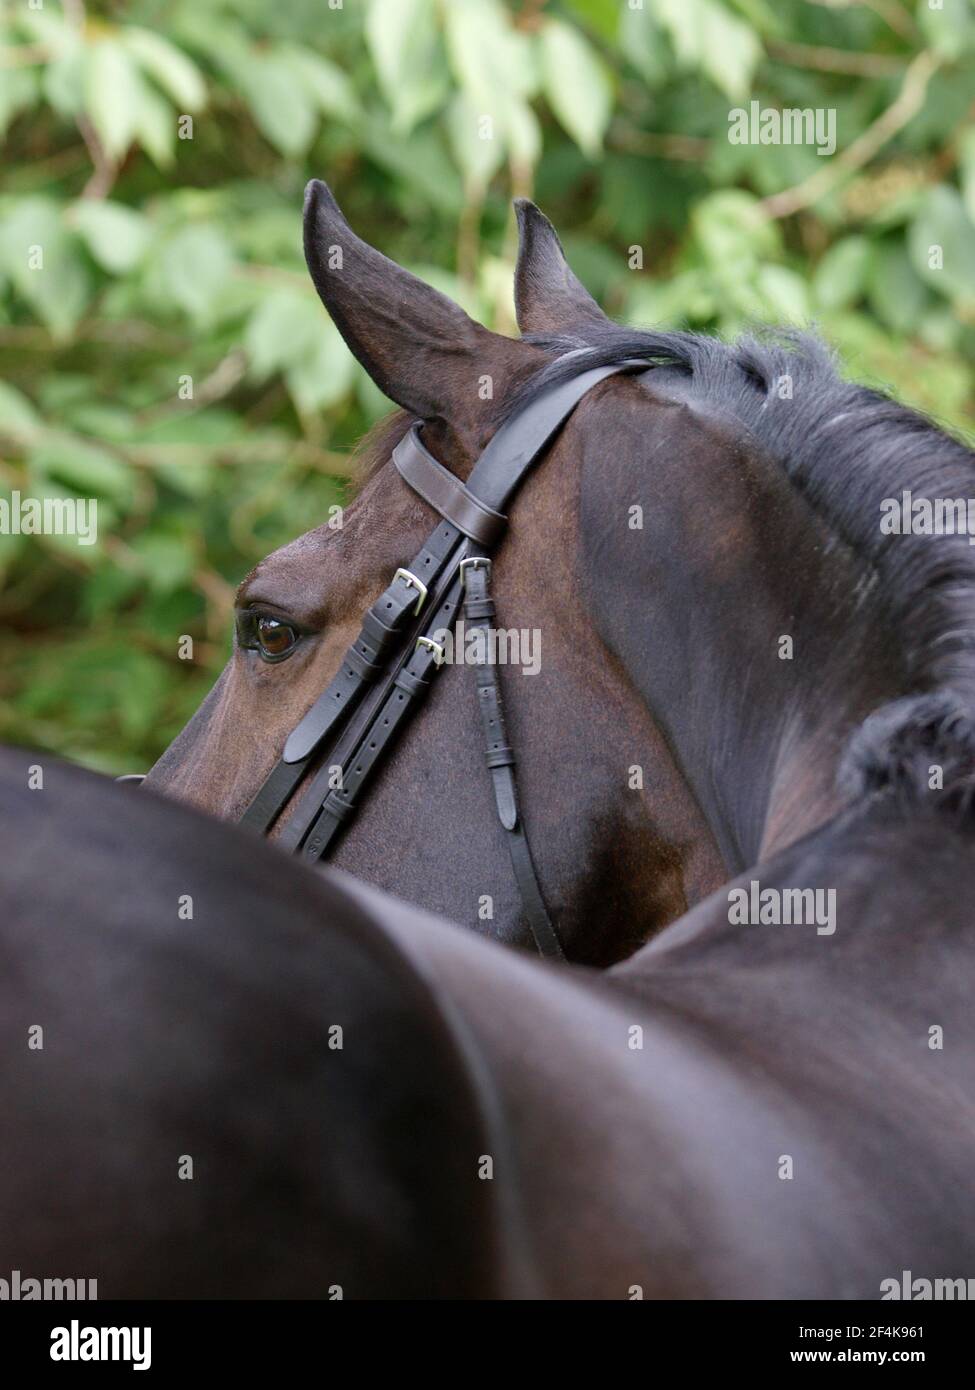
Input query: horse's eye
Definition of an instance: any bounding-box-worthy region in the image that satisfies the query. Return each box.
[255,616,298,660]
[236,609,305,663]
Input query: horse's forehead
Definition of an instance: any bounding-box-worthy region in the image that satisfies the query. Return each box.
[264,527,334,570]
[247,527,339,587]
[234,528,337,620]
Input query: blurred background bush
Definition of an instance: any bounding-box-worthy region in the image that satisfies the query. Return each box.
[1,0,974,772]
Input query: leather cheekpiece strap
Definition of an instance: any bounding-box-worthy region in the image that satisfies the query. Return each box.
[281,520,461,765]
[297,567,465,862]
[462,560,565,961]
[393,425,508,547]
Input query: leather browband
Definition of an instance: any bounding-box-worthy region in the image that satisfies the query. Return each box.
[392,424,507,546]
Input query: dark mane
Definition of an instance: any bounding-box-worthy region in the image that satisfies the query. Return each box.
[506,324,975,818]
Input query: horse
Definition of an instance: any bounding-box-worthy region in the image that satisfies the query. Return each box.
[145,183,739,966]
[148,185,975,971]
[134,184,975,1293]
[2,742,973,1298]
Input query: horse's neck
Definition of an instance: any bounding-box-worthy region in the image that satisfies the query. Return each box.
[579,387,907,870]
[616,795,974,1008]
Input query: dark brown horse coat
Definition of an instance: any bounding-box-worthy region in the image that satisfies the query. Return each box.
[2,750,972,1298]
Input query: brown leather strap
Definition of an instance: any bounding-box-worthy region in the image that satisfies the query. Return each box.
[462,557,565,961]
[393,424,507,547]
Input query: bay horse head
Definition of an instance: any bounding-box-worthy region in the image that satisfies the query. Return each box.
[146,181,729,965]
[153,182,975,961]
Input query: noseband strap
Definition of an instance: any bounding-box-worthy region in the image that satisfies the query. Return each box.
[239,353,650,958]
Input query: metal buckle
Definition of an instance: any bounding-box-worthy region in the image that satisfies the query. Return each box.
[459,556,491,587]
[415,636,445,666]
[393,567,428,615]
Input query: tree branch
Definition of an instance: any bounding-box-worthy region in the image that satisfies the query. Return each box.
[77,113,118,200]
[766,38,906,78]
[802,0,918,44]
[609,122,711,162]
[758,48,942,221]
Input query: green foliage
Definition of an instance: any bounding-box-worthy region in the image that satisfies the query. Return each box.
[0,0,973,770]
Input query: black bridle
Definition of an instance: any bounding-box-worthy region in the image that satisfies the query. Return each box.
[133,354,650,959]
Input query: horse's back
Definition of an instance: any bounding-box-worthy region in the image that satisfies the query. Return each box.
[0,748,503,1298]
[3,748,973,1298]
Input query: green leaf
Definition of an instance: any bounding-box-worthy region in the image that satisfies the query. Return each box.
[445,0,537,106]
[160,226,235,325]
[64,404,137,442]
[133,82,176,167]
[561,0,621,43]
[0,199,91,338]
[908,184,975,307]
[366,0,449,133]
[812,236,872,313]
[539,19,612,156]
[237,51,318,157]
[0,382,43,442]
[29,434,134,507]
[698,0,760,100]
[755,264,810,323]
[129,531,197,593]
[0,66,39,139]
[653,0,701,66]
[244,288,323,378]
[244,289,356,412]
[83,39,145,161]
[281,47,361,122]
[70,201,152,275]
[446,93,506,188]
[619,5,668,87]
[867,243,931,336]
[692,190,780,267]
[625,270,716,328]
[919,0,975,58]
[285,321,356,414]
[653,0,759,100]
[360,118,464,215]
[122,27,208,111]
[112,650,171,740]
[43,41,86,119]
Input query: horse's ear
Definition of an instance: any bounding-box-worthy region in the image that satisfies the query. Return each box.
[513,199,608,336]
[303,179,532,448]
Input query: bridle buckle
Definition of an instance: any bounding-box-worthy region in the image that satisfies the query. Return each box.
[393,567,428,615]
[415,635,445,666]
[459,556,492,587]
